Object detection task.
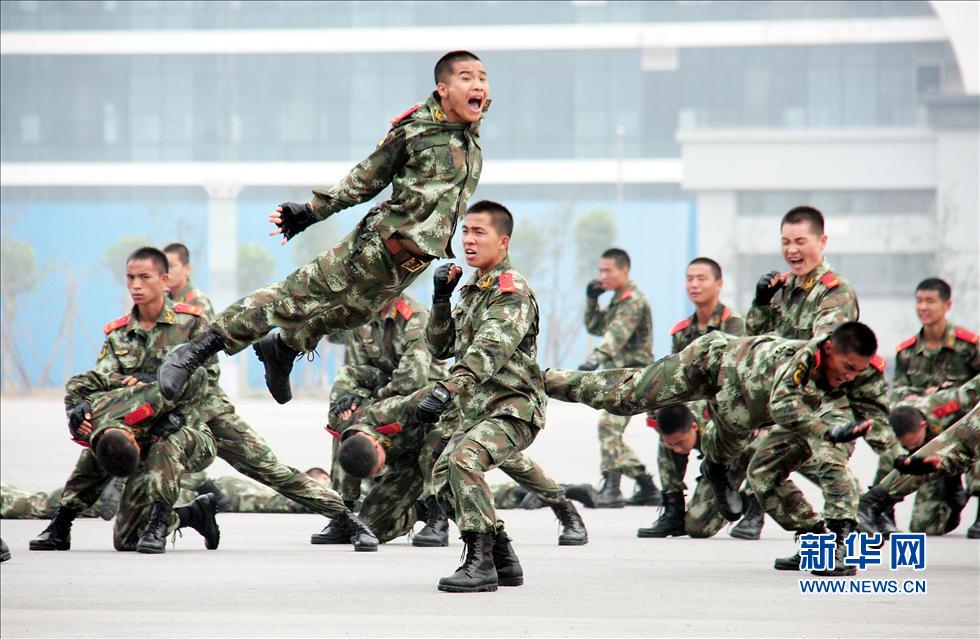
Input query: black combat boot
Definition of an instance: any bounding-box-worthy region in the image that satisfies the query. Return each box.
[730,493,765,540]
[491,529,523,586]
[637,491,686,538]
[699,459,742,521]
[552,500,588,546]
[157,329,225,400]
[812,519,857,577]
[774,521,828,571]
[29,506,78,551]
[438,532,498,592]
[97,476,127,521]
[876,504,899,538]
[596,471,625,509]
[625,473,663,506]
[413,502,450,547]
[197,479,230,512]
[1,538,10,562]
[174,493,220,550]
[967,496,980,539]
[342,511,379,552]
[310,517,350,545]
[253,332,301,405]
[857,486,897,536]
[564,483,599,509]
[136,503,174,554]
[943,475,968,534]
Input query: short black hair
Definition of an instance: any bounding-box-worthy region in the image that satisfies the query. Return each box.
[163,243,190,265]
[338,433,380,480]
[656,404,696,436]
[434,50,481,85]
[600,248,630,270]
[915,277,951,302]
[889,406,926,438]
[688,257,722,280]
[466,200,514,238]
[781,206,825,236]
[830,321,878,358]
[127,246,169,275]
[94,429,140,477]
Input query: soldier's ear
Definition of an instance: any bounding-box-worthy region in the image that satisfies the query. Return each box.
[436,82,450,101]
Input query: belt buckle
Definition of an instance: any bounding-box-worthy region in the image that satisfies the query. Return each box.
[401,257,427,273]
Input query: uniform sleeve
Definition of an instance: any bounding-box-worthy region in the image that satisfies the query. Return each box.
[375,315,432,400]
[810,284,860,337]
[64,335,123,412]
[440,290,535,397]
[332,338,384,398]
[745,303,777,336]
[723,314,747,338]
[591,298,642,366]
[889,352,915,402]
[767,354,831,440]
[850,374,899,456]
[426,301,456,361]
[584,299,606,337]
[309,125,408,222]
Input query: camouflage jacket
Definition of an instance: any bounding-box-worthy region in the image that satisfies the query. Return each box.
[895,374,980,445]
[838,356,897,456]
[332,294,445,404]
[669,303,745,354]
[891,323,979,401]
[427,256,546,430]
[584,280,654,368]
[310,93,485,259]
[911,404,980,476]
[168,279,214,321]
[746,260,858,340]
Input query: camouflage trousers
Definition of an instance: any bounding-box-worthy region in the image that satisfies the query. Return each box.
[178,473,311,514]
[0,484,98,520]
[746,426,860,532]
[203,398,348,518]
[598,412,648,478]
[908,476,961,535]
[213,224,426,355]
[432,416,537,535]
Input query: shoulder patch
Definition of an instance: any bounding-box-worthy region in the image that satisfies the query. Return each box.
[173,303,204,317]
[932,400,960,419]
[791,362,809,387]
[389,103,421,126]
[498,272,515,294]
[721,307,732,321]
[394,299,415,320]
[645,417,658,430]
[820,273,840,289]
[895,336,917,352]
[953,327,978,345]
[870,354,886,373]
[376,422,403,437]
[669,318,692,336]
[324,426,341,440]
[103,315,130,335]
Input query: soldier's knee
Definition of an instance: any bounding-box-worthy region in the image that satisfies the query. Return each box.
[685,520,716,539]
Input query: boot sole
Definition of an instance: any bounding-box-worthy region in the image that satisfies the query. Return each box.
[558,537,588,546]
[136,545,165,554]
[253,341,292,405]
[438,583,499,592]
[412,538,449,547]
[28,543,69,551]
[637,530,685,538]
[353,544,378,552]
[773,562,800,571]
[729,530,761,540]
[498,577,524,586]
[310,537,351,545]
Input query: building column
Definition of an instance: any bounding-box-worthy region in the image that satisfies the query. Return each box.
[205,181,243,398]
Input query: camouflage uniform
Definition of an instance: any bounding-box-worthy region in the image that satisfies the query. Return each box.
[660,303,745,499]
[1,485,98,519]
[891,324,979,402]
[891,376,979,533]
[178,475,311,514]
[428,257,546,534]
[168,279,214,320]
[54,300,216,548]
[584,281,655,478]
[211,94,486,355]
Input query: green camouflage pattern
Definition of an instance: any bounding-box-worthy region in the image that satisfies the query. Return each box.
[168,279,214,320]
[427,256,546,430]
[584,280,654,368]
[598,412,648,478]
[745,260,858,340]
[310,92,485,260]
[178,474,312,514]
[891,323,979,402]
[1,484,98,519]
[669,303,745,354]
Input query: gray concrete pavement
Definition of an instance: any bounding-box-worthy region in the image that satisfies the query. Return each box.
[2,395,979,637]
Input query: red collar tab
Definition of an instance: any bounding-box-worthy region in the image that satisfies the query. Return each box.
[103,315,131,334]
[721,306,732,322]
[619,288,634,300]
[498,272,516,293]
[376,422,403,436]
[932,400,960,419]
[870,354,886,373]
[895,336,917,352]
[953,327,978,345]
[324,426,341,440]
[703,408,711,420]
[820,273,840,289]
[124,403,156,426]
[814,348,822,370]
[173,303,204,317]
[71,437,91,448]
[390,103,421,126]
[395,299,414,320]
[669,318,692,336]
[185,290,197,301]
[645,417,658,430]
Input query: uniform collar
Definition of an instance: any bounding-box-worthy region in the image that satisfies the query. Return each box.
[613,280,638,303]
[131,298,178,328]
[690,302,726,330]
[464,255,512,291]
[425,92,486,135]
[168,280,191,301]
[914,322,956,352]
[788,259,831,291]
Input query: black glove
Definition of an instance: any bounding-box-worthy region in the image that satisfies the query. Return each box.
[754,270,783,306]
[826,421,867,443]
[432,263,462,304]
[152,412,185,439]
[330,393,366,416]
[416,384,453,425]
[586,280,604,300]
[131,372,155,384]
[578,354,600,371]
[67,400,93,439]
[277,202,316,240]
[893,455,939,475]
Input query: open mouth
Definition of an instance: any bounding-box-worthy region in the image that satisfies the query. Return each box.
[467,97,483,113]
[464,248,477,259]
[787,257,805,270]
